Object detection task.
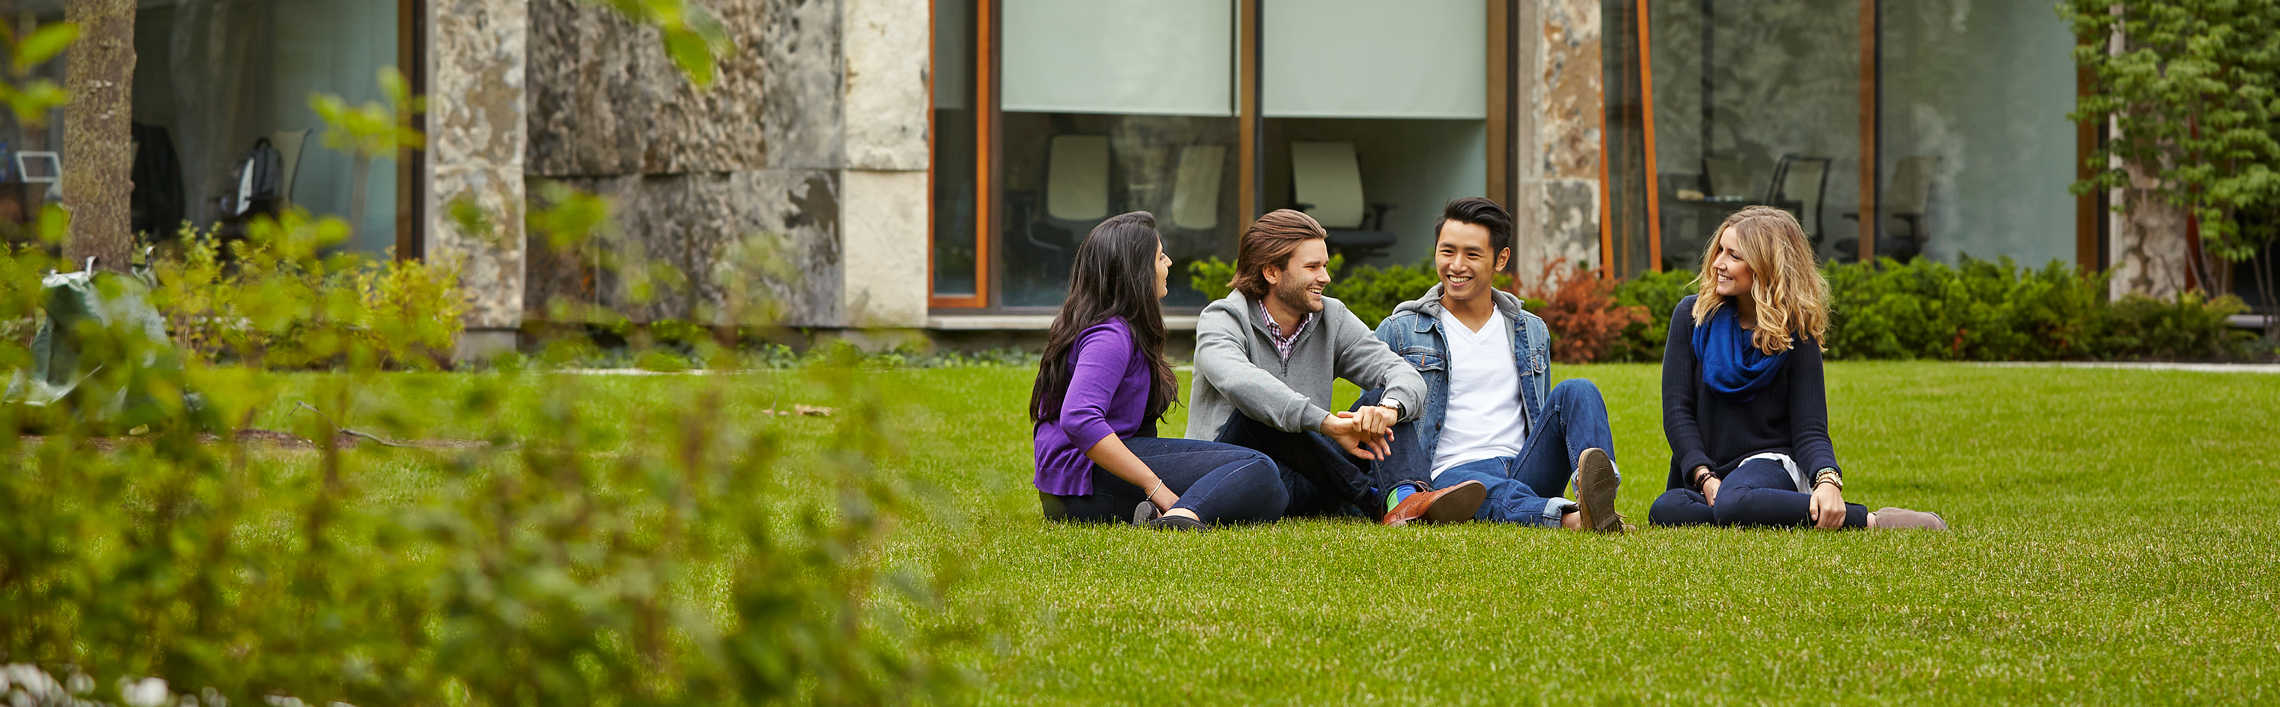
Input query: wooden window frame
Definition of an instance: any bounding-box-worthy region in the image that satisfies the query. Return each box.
[1857,0,1878,263]
[1487,0,1511,221]
[397,0,426,261]
[927,0,991,309]
[1239,0,1259,226]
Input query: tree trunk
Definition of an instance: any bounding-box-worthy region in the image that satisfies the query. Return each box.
[61,0,135,273]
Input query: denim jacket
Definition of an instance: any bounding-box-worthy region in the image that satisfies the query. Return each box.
[1370,285,1551,460]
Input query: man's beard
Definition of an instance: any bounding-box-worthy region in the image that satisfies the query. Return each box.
[1275,277,1321,313]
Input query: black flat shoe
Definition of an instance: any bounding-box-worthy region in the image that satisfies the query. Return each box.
[1133,500,1160,525]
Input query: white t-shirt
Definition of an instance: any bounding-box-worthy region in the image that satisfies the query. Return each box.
[1430,308,1529,479]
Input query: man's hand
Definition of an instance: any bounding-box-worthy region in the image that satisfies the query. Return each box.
[1321,413,1389,461]
[1807,483,1846,529]
[1346,404,1398,441]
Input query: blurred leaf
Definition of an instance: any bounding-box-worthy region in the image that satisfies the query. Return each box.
[11,22,77,73]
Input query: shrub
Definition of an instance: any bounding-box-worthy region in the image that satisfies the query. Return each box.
[1178,254,2256,362]
[1327,259,1440,327]
[150,216,465,370]
[1517,259,1649,363]
[5,221,971,706]
[1610,268,1698,361]
[1822,256,2253,362]
[2098,290,2252,360]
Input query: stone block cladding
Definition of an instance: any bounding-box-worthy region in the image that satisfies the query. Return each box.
[1511,0,1605,281]
[430,0,529,331]
[518,0,928,330]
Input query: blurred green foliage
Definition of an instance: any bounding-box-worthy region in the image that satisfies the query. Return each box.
[1,4,974,702]
[151,218,465,370]
[0,21,73,125]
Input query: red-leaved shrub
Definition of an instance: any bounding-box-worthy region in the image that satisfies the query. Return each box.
[1516,259,1650,363]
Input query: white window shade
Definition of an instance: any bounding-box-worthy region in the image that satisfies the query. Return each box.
[1262,0,1486,119]
[1002,0,1235,116]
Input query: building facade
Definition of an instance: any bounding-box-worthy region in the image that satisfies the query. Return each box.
[62,0,2200,350]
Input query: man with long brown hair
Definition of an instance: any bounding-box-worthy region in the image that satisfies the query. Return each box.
[1186,209,1486,525]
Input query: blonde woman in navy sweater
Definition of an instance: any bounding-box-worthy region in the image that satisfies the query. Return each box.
[1647,206,1945,530]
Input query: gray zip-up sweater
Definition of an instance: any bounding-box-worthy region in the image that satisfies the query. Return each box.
[1183,290,1426,440]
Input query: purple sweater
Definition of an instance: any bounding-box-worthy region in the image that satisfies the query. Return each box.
[1033,318,1155,496]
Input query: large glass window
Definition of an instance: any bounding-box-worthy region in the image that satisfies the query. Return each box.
[994,0,1238,308]
[929,0,1506,311]
[1261,0,1487,269]
[1610,0,2087,274]
[1879,0,2075,266]
[21,0,404,253]
[1649,1,1864,269]
[930,0,980,300]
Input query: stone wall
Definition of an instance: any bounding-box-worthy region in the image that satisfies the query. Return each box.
[521,0,929,329]
[429,0,528,336]
[1510,0,1605,280]
[836,0,929,327]
[2109,163,2192,299]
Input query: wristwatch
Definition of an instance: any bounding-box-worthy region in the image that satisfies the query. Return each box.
[1380,398,1405,419]
[1813,468,1843,490]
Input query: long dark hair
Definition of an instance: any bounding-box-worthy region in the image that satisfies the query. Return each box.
[1029,211,1179,426]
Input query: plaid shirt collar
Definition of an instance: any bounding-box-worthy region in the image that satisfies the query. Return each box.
[1257,299,1315,362]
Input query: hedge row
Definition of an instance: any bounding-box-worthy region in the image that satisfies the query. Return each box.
[1610,257,2261,363]
[1191,256,2267,363]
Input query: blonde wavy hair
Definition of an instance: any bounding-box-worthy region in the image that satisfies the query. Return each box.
[1690,205,1830,353]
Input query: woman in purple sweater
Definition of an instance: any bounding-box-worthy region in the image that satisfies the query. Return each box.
[1032,212,1288,529]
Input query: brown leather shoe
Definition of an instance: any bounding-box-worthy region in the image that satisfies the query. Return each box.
[1574,448,1625,533]
[1381,480,1487,527]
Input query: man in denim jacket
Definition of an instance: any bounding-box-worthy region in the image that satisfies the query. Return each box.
[1372,198,1628,532]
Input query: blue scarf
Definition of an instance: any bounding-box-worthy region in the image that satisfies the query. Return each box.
[1691,305,1789,397]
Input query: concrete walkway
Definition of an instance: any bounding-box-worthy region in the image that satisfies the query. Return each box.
[1975,361,2280,374]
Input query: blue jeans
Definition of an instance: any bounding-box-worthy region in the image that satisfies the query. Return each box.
[1647,457,1867,528]
[1432,379,1618,527]
[1212,389,1430,519]
[1039,436,1289,524]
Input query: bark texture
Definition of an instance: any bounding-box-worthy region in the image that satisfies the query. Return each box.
[62,0,136,273]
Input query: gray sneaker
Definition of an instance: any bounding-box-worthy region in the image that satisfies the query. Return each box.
[1871,507,1948,530]
[1575,448,1625,533]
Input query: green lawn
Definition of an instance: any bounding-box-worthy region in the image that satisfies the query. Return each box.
[231,363,2280,702]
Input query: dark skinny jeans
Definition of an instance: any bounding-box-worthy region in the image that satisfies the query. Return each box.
[1039,436,1289,524]
[1211,389,1430,519]
[1649,456,1867,528]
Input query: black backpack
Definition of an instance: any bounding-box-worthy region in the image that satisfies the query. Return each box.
[222,137,283,219]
